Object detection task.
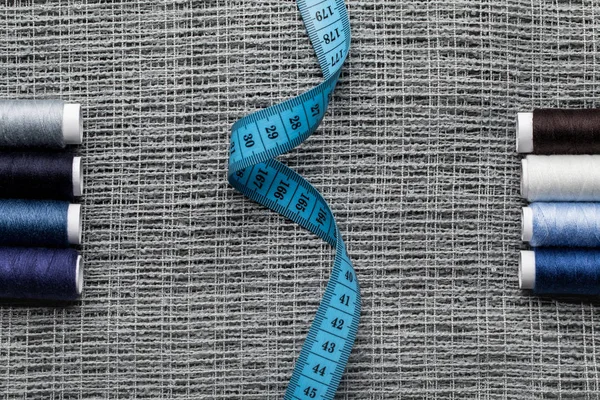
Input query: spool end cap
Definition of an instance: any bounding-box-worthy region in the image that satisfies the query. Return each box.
[67,204,82,245]
[517,112,533,153]
[519,250,536,290]
[75,255,83,296]
[72,157,83,197]
[521,158,528,199]
[63,104,83,145]
[522,206,533,242]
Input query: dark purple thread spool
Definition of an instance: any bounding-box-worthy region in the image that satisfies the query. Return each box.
[0,248,82,301]
[0,152,82,200]
[517,109,600,154]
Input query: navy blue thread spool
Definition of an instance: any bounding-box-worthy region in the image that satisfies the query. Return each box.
[0,200,81,247]
[0,247,82,300]
[520,249,600,296]
[0,100,82,148]
[0,152,82,200]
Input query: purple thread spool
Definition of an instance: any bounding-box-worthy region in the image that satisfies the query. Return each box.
[0,248,82,301]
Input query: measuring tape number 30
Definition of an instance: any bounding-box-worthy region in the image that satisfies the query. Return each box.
[228,0,359,399]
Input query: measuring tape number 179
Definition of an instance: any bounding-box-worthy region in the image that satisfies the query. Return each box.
[228,0,359,399]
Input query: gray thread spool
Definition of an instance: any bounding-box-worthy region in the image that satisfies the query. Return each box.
[0,100,82,148]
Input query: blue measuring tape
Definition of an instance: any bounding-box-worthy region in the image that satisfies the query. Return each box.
[228,0,359,398]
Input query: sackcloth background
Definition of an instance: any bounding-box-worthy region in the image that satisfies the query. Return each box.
[1,0,600,398]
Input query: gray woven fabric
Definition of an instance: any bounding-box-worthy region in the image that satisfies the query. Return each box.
[1,0,600,398]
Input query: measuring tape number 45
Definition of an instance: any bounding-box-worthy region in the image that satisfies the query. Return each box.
[228,0,360,399]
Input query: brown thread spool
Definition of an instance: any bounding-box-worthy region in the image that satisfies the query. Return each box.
[516,109,600,154]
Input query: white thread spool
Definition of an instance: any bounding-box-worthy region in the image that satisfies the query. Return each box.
[516,112,534,153]
[521,155,600,201]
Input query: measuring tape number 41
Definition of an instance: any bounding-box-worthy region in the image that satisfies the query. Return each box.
[228,0,360,399]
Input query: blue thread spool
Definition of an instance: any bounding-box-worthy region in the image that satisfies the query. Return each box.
[522,203,600,247]
[0,248,82,300]
[520,249,600,295]
[0,200,81,247]
[0,100,82,148]
[0,152,82,200]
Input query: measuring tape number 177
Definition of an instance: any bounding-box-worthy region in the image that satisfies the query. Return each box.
[228,0,359,399]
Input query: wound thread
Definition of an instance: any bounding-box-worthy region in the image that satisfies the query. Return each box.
[0,100,82,148]
[522,249,600,296]
[521,155,600,201]
[533,109,600,154]
[0,101,85,301]
[518,111,600,297]
[0,152,79,200]
[0,200,78,247]
[524,203,600,247]
[0,247,81,300]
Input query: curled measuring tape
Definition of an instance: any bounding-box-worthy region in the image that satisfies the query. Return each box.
[228,0,359,398]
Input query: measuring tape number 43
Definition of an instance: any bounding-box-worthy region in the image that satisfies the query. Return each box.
[228,0,360,399]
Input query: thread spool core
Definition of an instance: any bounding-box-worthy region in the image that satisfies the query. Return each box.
[519,250,536,290]
[517,112,533,153]
[67,204,82,245]
[522,207,533,242]
[76,255,83,296]
[62,104,83,145]
[72,157,83,197]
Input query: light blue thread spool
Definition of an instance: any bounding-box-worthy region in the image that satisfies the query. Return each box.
[522,202,600,247]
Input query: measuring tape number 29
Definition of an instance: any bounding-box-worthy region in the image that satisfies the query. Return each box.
[228,0,359,399]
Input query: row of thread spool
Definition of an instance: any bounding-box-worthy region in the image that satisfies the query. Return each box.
[0,100,83,301]
[517,109,600,296]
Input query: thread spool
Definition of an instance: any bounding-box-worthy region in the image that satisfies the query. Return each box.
[0,152,82,199]
[0,200,81,247]
[521,155,600,201]
[517,109,600,154]
[522,203,600,247]
[0,100,82,148]
[0,248,82,300]
[520,249,600,295]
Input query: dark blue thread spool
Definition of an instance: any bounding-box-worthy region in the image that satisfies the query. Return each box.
[0,152,82,200]
[0,247,82,300]
[520,249,600,296]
